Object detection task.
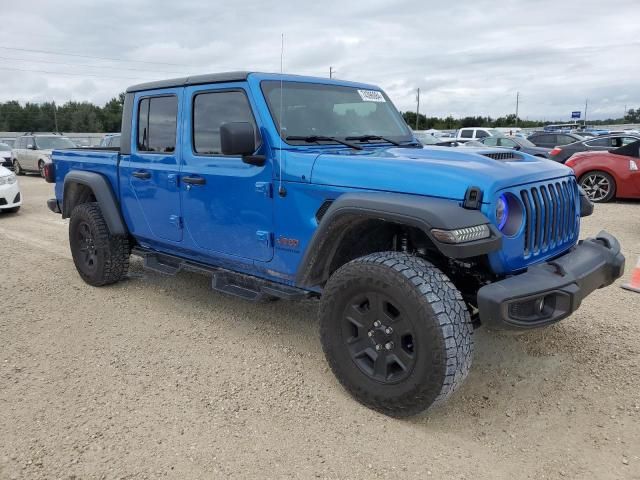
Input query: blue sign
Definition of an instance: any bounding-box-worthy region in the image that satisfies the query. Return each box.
[571,111,581,119]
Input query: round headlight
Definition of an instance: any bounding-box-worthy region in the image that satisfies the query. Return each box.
[496,194,508,230]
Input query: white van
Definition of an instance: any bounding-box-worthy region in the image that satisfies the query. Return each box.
[455,127,504,142]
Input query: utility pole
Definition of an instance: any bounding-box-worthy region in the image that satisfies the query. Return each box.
[584,98,588,127]
[515,91,519,127]
[53,100,58,132]
[415,88,420,130]
[329,66,333,78]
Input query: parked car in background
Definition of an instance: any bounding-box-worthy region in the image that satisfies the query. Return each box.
[99,133,121,148]
[543,124,581,133]
[480,136,551,158]
[0,138,16,148]
[12,133,76,177]
[454,127,504,142]
[566,141,640,203]
[527,131,584,149]
[0,143,13,169]
[549,134,640,163]
[0,165,21,213]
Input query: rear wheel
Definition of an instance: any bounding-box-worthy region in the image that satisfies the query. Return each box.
[69,202,130,286]
[579,171,616,202]
[319,252,473,417]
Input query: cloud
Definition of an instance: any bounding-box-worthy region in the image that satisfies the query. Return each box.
[0,0,638,120]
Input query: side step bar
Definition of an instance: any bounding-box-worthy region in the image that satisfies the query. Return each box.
[133,247,312,302]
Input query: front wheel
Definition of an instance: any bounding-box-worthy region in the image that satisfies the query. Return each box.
[69,202,130,286]
[319,252,474,417]
[13,160,23,175]
[38,160,45,178]
[579,171,616,203]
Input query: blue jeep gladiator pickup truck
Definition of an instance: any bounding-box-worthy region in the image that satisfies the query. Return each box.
[46,72,625,417]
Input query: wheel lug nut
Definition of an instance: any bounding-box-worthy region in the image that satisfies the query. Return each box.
[384,342,394,350]
[367,330,374,337]
[375,344,382,351]
[384,327,393,335]
[373,321,381,328]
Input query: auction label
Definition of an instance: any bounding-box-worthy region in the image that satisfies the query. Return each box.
[357,89,386,102]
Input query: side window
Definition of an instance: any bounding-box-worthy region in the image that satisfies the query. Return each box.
[483,137,498,146]
[499,138,517,148]
[556,135,575,145]
[622,137,638,146]
[192,90,257,155]
[137,96,178,153]
[585,137,609,147]
[26,137,34,149]
[475,129,489,138]
[460,130,473,138]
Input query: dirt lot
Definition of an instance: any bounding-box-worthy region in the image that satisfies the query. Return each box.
[0,175,639,480]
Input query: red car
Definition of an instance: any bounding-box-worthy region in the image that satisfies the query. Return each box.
[566,141,640,202]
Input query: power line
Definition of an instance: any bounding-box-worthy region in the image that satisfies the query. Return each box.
[0,65,146,81]
[0,45,191,67]
[0,55,186,76]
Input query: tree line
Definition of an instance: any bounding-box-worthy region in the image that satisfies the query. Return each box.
[0,94,124,133]
[402,110,640,131]
[0,95,637,133]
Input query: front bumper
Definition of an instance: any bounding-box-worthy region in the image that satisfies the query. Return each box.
[0,182,22,209]
[477,231,625,330]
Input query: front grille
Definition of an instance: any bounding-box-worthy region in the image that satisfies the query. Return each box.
[519,178,579,258]
[483,152,519,161]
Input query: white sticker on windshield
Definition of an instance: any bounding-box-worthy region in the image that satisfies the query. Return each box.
[357,89,386,102]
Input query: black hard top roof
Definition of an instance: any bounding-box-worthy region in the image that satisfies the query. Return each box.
[126,71,252,93]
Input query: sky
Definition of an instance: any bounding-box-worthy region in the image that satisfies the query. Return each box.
[0,0,638,121]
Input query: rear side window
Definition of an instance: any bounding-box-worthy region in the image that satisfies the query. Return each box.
[585,137,608,147]
[532,134,553,144]
[460,130,473,138]
[556,135,576,145]
[137,96,178,153]
[475,129,489,138]
[192,90,257,155]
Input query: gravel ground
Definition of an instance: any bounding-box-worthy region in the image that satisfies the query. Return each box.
[0,176,639,480]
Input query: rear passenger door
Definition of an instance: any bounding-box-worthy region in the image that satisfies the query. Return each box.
[180,84,273,262]
[121,90,183,243]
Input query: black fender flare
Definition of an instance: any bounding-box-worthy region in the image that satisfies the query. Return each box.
[62,170,127,235]
[295,192,502,288]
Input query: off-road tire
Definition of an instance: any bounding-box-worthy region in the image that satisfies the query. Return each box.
[69,202,129,286]
[319,251,473,417]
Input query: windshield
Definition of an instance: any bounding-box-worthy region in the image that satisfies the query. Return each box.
[0,143,10,151]
[34,136,76,150]
[261,81,413,145]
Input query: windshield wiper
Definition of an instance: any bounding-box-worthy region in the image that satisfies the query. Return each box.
[286,135,363,150]
[345,135,401,146]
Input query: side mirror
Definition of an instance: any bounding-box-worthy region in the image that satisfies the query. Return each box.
[513,145,521,151]
[220,122,265,166]
[27,144,35,150]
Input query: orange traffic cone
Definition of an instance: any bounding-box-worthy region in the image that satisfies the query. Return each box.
[622,257,640,293]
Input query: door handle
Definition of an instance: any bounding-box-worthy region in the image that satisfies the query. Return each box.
[132,170,151,180]
[182,176,206,185]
